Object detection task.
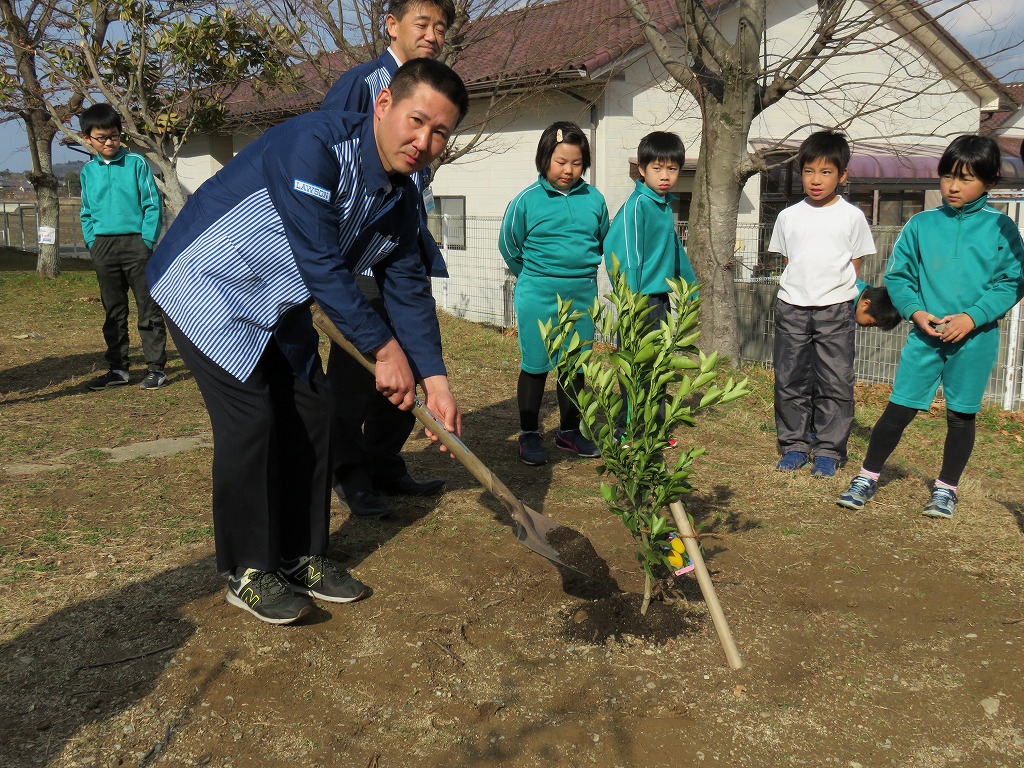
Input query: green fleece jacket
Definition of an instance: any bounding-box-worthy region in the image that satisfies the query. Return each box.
[603,179,697,294]
[80,148,162,249]
[498,176,608,279]
[885,194,1024,329]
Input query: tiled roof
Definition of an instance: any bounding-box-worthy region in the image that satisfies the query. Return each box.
[221,0,1004,131]
[222,0,700,124]
[462,0,690,83]
[981,82,1024,135]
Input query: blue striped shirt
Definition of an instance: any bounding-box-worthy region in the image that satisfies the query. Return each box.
[147,110,444,382]
[321,49,447,277]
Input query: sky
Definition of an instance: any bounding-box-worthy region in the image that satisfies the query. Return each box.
[0,0,1021,173]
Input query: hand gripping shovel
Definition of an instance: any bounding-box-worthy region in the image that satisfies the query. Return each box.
[311,305,568,567]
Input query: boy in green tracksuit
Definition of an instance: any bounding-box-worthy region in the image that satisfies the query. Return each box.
[79,103,166,391]
[837,135,1024,519]
[604,131,697,439]
[604,131,697,298]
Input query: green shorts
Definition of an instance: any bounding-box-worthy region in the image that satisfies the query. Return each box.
[890,325,999,414]
[514,273,597,373]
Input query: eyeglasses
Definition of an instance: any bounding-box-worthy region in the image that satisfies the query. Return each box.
[88,134,121,145]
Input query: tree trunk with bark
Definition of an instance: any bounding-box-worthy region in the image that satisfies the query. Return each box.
[25,110,61,278]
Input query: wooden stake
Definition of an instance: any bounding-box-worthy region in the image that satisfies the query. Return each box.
[669,500,743,670]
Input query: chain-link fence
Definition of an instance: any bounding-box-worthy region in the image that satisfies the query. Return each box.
[429,215,1024,411]
[6,201,1022,410]
[0,198,89,258]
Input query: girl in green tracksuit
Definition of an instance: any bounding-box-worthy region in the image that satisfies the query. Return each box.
[499,122,609,466]
[837,135,1024,519]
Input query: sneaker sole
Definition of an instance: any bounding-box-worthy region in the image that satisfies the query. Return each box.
[226,590,313,625]
[836,496,872,510]
[519,452,547,466]
[88,382,129,391]
[290,584,371,603]
[922,508,954,520]
[555,442,599,458]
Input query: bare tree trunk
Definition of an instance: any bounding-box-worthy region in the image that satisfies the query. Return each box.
[149,153,186,222]
[686,99,749,363]
[24,111,61,278]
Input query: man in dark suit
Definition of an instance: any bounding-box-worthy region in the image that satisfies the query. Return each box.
[320,0,456,517]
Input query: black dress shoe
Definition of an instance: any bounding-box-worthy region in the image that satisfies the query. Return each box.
[373,473,445,496]
[339,488,392,518]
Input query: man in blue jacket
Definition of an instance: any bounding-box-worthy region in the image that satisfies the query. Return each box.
[321,0,455,516]
[147,60,469,625]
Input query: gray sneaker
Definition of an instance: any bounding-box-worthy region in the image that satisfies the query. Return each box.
[226,568,313,624]
[139,370,168,390]
[922,485,957,519]
[836,475,878,510]
[279,555,370,603]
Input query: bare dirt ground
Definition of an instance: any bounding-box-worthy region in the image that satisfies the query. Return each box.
[2,252,1024,767]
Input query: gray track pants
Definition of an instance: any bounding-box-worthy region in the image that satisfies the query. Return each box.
[773,299,855,461]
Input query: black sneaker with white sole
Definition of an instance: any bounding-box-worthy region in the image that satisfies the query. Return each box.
[279,555,370,603]
[226,568,313,624]
[86,369,129,391]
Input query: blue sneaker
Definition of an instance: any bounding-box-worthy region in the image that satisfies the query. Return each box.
[837,475,877,510]
[518,431,547,466]
[555,428,600,458]
[810,456,838,477]
[776,451,809,471]
[922,485,957,519]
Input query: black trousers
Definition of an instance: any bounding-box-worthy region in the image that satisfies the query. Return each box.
[326,276,416,495]
[169,319,332,574]
[90,234,166,371]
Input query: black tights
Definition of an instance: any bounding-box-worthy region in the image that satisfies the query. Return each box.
[863,402,976,486]
[518,370,583,432]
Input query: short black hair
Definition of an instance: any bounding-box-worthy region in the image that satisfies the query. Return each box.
[861,286,901,330]
[937,134,1002,186]
[389,58,468,124]
[387,0,456,29]
[79,103,122,136]
[637,131,685,167]
[797,130,851,173]
[535,122,590,176]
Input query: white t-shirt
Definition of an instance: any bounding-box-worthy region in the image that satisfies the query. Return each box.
[769,197,875,307]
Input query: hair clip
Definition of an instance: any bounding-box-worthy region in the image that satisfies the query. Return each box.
[556,129,564,143]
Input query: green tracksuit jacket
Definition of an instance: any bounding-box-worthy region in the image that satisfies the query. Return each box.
[885,194,1023,327]
[603,179,697,294]
[80,148,162,249]
[498,176,609,372]
[884,193,1024,410]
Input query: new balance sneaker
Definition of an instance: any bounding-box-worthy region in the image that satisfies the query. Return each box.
[86,369,129,391]
[555,428,600,458]
[922,485,958,519]
[280,555,370,603]
[836,475,878,510]
[776,451,809,471]
[518,431,547,466]
[810,456,838,478]
[226,568,313,625]
[139,370,168,390]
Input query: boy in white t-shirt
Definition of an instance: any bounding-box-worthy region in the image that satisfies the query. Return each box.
[769,130,876,477]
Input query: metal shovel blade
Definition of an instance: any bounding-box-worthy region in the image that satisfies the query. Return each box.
[311,305,569,567]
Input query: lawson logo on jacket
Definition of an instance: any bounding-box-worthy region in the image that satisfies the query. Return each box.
[294,179,332,202]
